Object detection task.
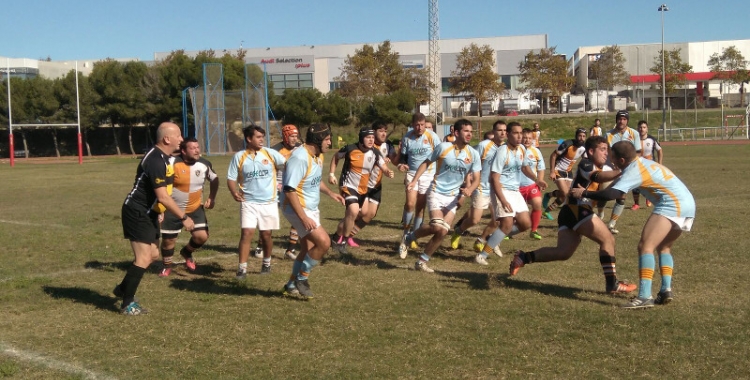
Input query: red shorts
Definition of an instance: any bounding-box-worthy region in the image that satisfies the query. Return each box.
[519,184,542,202]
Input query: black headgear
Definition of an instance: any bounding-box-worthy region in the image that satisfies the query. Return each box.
[358,126,375,144]
[306,124,331,151]
[615,110,629,122]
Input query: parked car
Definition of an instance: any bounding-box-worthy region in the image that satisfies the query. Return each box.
[499,109,519,116]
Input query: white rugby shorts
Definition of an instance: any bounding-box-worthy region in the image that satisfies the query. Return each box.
[491,189,529,219]
[241,202,280,230]
[282,208,321,238]
[405,171,434,195]
[427,188,461,214]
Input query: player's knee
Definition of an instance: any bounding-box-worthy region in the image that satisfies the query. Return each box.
[429,218,451,234]
[615,198,625,206]
[192,231,208,245]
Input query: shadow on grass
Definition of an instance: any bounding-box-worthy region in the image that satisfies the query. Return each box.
[498,276,614,306]
[436,270,492,290]
[168,277,280,298]
[322,217,402,231]
[84,260,132,272]
[42,286,120,312]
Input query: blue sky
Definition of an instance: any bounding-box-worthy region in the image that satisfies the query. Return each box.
[3,0,749,61]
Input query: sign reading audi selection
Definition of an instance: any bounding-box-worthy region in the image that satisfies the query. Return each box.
[253,56,314,72]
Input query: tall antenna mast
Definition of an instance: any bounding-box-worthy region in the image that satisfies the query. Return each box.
[428,0,442,122]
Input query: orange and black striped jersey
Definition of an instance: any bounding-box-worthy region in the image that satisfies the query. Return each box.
[553,139,585,173]
[336,144,385,195]
[171,156,218,213]
[368,141,395,189]
[569,157,606,208]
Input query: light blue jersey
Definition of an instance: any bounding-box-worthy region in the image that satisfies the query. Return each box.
[612,157,695,218]
[400,129,440,174]
[428,142,481,196]
[281,147,324,212]
[520,145,545,187]
[490,144,529,192]
[227,147,286,203]
[474,139,500,196]
[606,127,642,151]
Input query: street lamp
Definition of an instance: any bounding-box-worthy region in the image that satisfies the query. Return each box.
[659,4,669,140]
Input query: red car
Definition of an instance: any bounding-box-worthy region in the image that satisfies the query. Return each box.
[499,109,519,116]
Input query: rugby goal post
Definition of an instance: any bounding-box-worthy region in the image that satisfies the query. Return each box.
[723,112,749,140]
[4,59,83,166]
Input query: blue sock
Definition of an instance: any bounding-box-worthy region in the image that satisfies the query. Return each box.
[402,211,414,230]
[479,251,488,259]
[419,253,430,262]
[638,253,656,299]
[486,228,507,249]
[288,260,303,287]
[297,256,319,281]
[507,225,520,237]
[659,252,674,291]
[413,217,423,231]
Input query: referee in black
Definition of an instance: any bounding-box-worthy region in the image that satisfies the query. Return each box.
[114,122,195,315]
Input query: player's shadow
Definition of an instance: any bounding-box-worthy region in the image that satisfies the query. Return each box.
[84,260,164,275]
[498,276,614,306]
[321,217,402,231]
[42,286,120,312]
[200,243,238,255]
[168,277,279,298]
[84,260,132,272]
[436,270,493,290]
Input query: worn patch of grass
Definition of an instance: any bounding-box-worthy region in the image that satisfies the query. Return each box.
[0,144,748,378]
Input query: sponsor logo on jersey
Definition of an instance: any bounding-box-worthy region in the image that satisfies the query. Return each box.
[195,169,201,177]
[463,157,471,164]
[247,169,270,178]
[262,159,270,165]
[155,178,165,184]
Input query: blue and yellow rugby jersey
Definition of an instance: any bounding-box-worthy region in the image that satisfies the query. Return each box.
[227,147,286,203]
[281,147,324,212]
[612,157,695,218]
[428,142,481,196]
[474,139,500,196]
[400,129,440,174]
[606,127,642,151]
[490,144,529,192]
[520,145,545,187]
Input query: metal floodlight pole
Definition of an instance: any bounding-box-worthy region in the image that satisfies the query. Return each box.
[659,4,669,140]
[75,61,83,164]
[6,58,13,167]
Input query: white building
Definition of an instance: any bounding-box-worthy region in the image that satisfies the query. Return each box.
[154,35,549,115]
[570,39,750,110]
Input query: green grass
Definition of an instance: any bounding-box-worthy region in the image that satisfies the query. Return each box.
[0,144,749,378]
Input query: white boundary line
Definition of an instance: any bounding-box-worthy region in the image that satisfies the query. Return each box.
[0,342,117,380]
[0,219,69,228]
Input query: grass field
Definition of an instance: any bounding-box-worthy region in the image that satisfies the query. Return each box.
[1,143,749,379]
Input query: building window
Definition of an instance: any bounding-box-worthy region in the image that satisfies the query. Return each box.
[270,73,314,95]
[330,81,343,92]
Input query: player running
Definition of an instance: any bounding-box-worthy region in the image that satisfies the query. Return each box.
[542,128,587,219]
[269,124,303,259]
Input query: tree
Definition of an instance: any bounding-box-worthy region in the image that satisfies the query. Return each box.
[649,48,693,95]
[272,88,324,126]
[708,45,750,106]
[316,92,351,126]
[450,43,505,123]
[53,70,100,156]
[359,89,415,126]
[588,45,630,91]
[336,40,428,116]
[89,59,149,155]
[518,47,574,114]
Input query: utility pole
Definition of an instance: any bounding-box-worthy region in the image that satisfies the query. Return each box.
[428,0,442,124]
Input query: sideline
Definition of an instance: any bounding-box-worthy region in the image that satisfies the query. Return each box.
[0,341,117,380]
[0,219,69,228]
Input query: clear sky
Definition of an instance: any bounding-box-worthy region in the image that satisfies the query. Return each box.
[3,0,749,62]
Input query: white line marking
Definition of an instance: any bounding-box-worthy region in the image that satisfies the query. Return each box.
[0,341,117,380]
[0,219,68,228]
[0,269,95,283]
